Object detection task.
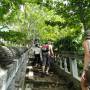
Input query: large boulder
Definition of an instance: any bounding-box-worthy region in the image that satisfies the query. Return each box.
[0,46,14,68]
[0,45,28,69]
[8,46,28,58]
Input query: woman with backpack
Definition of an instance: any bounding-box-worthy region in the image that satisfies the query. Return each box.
[41,41,54,76]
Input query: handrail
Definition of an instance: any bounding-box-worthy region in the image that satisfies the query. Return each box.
[54,51,83,81]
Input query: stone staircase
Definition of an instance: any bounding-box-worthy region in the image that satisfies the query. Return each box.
[25,61,69,90]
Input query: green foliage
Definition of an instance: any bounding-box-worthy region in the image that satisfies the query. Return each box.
[23,0,42,4]
[54,28,82,52]
[0,0,89,51]
[55,0,90,30]
[0,0,24,22]
[0,30,26,44]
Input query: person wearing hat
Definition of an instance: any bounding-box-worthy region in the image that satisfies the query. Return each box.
[81,30,90,90]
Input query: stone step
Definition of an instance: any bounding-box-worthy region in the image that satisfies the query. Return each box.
[25,64,69,90]
[25,82,68,90]
[32,87,69,90]
[26,79,65,86]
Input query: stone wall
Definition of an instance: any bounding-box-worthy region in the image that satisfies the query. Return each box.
[0,46,29,90]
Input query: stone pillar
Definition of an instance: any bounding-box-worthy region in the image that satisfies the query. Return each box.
[0,69,7,90]
[60,57,63,69]
[64,58,68,72]
[70,57,78,78]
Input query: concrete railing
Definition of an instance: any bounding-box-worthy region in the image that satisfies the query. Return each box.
[0,46,29,90]
[54,51,83,89]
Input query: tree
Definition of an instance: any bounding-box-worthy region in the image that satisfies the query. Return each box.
[56,0,90,31]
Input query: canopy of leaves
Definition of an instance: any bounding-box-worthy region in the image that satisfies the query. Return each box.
[0,30,26,44]
[0,0,89,52]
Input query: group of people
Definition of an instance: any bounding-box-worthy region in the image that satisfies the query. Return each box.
[32,30,90,89]
[33,40,54,76]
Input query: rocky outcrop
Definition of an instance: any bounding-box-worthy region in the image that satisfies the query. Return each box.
[0,45,29,90]
[0,45,28,69]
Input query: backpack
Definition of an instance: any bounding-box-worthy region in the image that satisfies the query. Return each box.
[42,45,49,52]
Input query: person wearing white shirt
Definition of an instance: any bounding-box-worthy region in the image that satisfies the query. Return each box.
[33,44,42,67]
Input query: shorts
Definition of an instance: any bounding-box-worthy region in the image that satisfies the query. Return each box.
[42,53,51,67]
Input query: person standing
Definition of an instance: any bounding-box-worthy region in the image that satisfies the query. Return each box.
[46,41,54,75]
[42,41,54,75]
[33,44,42,67]
[81,30,90,90]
